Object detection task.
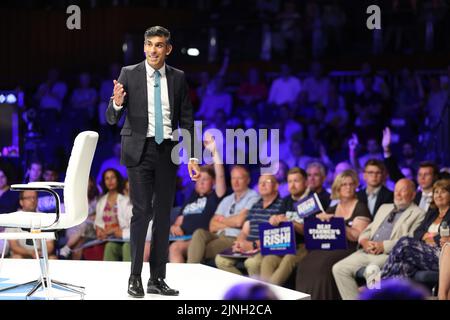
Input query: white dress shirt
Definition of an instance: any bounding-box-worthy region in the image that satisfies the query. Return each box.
[113,61,172,139]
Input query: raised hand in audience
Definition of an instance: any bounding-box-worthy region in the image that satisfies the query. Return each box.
[382,127,391,156]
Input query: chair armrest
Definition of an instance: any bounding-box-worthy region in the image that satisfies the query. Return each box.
[11,182,65,189]
[10,184,62,229]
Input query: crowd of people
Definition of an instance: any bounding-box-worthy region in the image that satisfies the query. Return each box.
[0,123,449,299]
[0,33,449,301]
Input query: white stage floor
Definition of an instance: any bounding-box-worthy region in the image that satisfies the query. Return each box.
[0,259,309,300]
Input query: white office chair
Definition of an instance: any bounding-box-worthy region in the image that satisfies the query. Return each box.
[0,131,98,299]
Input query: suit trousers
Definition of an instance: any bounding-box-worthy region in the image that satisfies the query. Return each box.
[127,138,178,279]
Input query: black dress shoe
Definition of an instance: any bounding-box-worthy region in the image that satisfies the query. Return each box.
[147,278,179,296]
[128,275,145,298]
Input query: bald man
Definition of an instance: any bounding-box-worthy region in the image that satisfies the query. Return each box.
[332,179,426,300]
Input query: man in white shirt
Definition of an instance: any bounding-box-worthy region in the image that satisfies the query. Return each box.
[106,26,200,298]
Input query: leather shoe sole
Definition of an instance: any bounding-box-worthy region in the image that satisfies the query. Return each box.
[147,287,179,296]
[128,289,145,298]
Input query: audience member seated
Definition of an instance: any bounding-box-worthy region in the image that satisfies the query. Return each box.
[296,170,371,300]
[285,139,313,172]
[267,64,302,108]
[96,142,127,187]
[195,76,233,123]
[237,67,268,107]
[353,76,384,137]
[37,163,64,213]
[332,179,426,300]
[306,162,331,209]
[215,174,284,276]
[354,62,389,99]
[34,68,67,132]
[0,167,19,214]
[425,76,448,128]
[23,160,43,183]
[357,137,384,170]
[382,127,439,212]
[357,159,393,217]
[259,167,310,285]
[324,81,348,130]
[95,169,133,261]
[169,137,226,263]
[69,72,98,131]
[6,191,57,259]
[439,242,450,300]
[302,61,330,105]
[187,165,258,264]
[58,177,100,259]
[381,179,450,279]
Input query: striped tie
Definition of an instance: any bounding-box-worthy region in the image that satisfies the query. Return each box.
[154,70,163,144]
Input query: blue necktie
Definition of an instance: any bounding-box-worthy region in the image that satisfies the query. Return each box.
[154,70,163,144]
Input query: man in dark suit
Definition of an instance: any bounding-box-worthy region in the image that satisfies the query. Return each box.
[106,26,200,298]
[381,127,438,212]
[357,159,393,217]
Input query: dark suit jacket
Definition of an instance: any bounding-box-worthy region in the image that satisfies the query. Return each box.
[384,155,420,205]
[106,61,195,167]
[357,185,393,217]
[413,207,450,245]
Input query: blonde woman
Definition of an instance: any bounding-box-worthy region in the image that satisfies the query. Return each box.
[296,169,371,300]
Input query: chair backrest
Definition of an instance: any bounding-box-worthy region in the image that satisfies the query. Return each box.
[62,131,98,228]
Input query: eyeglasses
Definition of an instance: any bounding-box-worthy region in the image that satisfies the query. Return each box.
[258,179,274,185]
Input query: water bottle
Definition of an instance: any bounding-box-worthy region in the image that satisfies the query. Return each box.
[440,221,450,237]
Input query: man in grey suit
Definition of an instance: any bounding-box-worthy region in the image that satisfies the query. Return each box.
[332,178,426,300]
[106,26,200,297]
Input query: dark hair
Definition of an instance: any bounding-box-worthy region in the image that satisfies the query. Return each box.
[287,167,307,179]
[144,26,171,44]
[100,168,125,195]
[419,161,439,179]
[88,176,100,200]
[429,179,450,210]
[200,165,215,180]
[364,159,386,173]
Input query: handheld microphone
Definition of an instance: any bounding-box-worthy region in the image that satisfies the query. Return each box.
[440,221,450,237]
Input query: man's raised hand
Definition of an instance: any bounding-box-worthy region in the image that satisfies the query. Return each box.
[113,79,127,106]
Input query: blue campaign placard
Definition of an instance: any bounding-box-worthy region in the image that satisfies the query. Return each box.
[304,217,347,250]
[259,222,296,256]
[296,193,324,219]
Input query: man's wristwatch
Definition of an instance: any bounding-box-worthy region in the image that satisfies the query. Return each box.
[252,241,258,250]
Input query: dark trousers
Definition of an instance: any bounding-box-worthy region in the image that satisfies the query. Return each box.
[127,138,178,279]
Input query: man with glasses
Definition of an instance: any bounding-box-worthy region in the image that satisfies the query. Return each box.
[5,191,57,259]
[333,178,426,300]
[187,165,259,264]
[215,174,284,276]
[357,159,393,217]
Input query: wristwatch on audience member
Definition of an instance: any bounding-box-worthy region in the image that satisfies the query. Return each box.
[252,241,258,250]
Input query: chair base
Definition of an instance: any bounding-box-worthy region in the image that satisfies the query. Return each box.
[0,277,85,299]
